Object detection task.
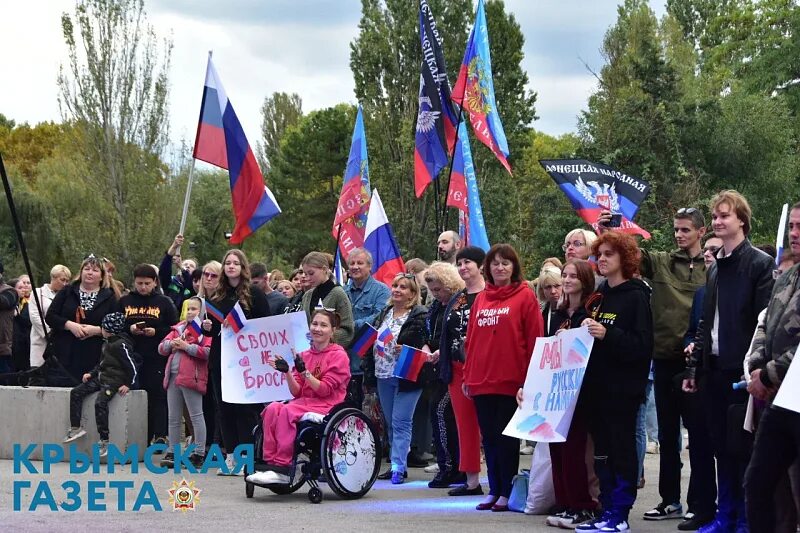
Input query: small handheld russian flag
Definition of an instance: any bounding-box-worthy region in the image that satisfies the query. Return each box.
[225,302,247,333]
[393,345,428,382]
[188,316,203,337]
[351,324,379,358]
[204,298,225,323]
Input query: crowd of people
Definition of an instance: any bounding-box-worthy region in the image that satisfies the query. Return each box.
[0,188,799,532]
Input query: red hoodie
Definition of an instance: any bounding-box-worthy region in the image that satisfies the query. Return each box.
[463,282,542,396]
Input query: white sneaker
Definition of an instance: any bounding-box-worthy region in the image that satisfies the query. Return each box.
[97,440,109,458]
[520,445,535,455]
[424,463,440,474]
[546,510,569,526]
[217,453,240,476]
[246,470,290,485]
[599,519,630,532]
[646,441,660,454]
[63,427,87,443]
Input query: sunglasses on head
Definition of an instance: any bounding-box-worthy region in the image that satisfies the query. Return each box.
[398,273,416,280]
[677,207,699,215]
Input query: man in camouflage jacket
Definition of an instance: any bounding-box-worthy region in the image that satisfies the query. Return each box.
[743,203,800,533]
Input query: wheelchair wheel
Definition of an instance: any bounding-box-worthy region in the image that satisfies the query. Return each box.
[249,421,305,496]
[307,487,323,504]
[245,481,254,499]
[320,407,381,499]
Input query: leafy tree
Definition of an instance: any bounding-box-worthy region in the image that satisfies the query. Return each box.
[58,0,173,267]
[259,92,303,177]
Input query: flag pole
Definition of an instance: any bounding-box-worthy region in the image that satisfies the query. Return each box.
[177,50,213,251]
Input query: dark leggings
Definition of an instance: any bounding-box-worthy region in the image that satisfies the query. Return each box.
[473,394,520,499]
[431,381,459,473]
[209,355,260,453]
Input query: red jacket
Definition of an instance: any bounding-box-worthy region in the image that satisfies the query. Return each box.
[158,322,212,394]
[463,281,542,396]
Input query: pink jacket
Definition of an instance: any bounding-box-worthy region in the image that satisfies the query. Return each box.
[289,343,351,413]
[158,322,212,394]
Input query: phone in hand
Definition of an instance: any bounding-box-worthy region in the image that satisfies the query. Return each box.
[134,321,146,330]
[607,213,622,228]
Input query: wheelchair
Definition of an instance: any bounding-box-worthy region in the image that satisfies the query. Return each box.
[245,403,381,503]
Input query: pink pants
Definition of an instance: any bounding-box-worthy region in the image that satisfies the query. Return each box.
[262,401,320,467]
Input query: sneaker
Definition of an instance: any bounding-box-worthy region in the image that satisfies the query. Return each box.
[391,470,405,485]
[678,514,715,531]
[646,441,660,454]
[217,453,239,476]
[189,453,205,470]
[520,445,535,455]
[643,502,683,520]
[546,510,570,527]
[246,470,289,485]
[599,518,631,532]
[97,440,109,458]
[637,476,645,489]
[424,463,440,474]
[576,511,614,533]
[428,471,465,488]
[696,520,734,533]
[63,427,87,443]
[151,437,168,453]
[559,510,599,529]
[160,452,175,468]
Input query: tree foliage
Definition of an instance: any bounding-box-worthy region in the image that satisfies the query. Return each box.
[259,92,303,176]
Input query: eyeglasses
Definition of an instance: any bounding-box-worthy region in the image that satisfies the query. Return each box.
[703,245,720,254]
[677,208,699,215]
[202,272,220,279]
[562,240,586,251]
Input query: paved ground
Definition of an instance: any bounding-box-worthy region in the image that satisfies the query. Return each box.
[0,450,687,532]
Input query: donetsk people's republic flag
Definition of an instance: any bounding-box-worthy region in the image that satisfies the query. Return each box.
[540,159,651,239]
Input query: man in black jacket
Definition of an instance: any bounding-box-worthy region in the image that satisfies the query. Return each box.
[118,264,178,448]
[684,190,774,533]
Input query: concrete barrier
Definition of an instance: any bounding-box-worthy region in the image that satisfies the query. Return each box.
[0,386,148,461]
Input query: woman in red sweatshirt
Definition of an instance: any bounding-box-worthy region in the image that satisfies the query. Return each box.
[463,244,543,512]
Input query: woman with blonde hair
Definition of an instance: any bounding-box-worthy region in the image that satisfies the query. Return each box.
[422,262,466,488]
[29,265,71,368]
[537,266,563,336]
[45,255,118,386]
[563,228,598,262]
[299,252,354,347]
[363,273,428,484]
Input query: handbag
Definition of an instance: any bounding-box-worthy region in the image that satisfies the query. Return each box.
[508,469,530,512]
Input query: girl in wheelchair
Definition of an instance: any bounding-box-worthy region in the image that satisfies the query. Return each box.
[246,308,351,485]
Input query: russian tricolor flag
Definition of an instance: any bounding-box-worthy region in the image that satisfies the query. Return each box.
[225,302,247,333]
[364,189,405,287]
[393,345,428,382]
[187,316,203,337]
[193,55,281,244]
[351,323,379,358]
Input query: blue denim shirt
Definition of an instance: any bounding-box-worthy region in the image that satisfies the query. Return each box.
[344,276,391,374]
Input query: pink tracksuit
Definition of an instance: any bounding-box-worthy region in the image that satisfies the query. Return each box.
[261,343,350,467]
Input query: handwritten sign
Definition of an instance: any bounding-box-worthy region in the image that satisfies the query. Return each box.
[503,327,594,443]
[221,311,311,403]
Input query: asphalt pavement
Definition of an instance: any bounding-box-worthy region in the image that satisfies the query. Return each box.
[0,449,687,532]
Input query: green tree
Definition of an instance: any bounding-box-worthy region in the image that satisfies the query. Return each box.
[259,92,303,177]
[58,0,174,267]
[350,0,536,260]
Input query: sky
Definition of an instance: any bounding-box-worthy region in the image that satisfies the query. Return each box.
[0,0,666,152]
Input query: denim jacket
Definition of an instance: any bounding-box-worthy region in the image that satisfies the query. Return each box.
[344,276,391,374]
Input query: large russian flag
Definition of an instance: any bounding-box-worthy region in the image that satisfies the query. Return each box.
[364,190,405,287]
[193,56,281,244]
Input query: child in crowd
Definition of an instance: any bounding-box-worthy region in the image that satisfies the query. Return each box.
[63,312,141,457]
[158,296,211,468]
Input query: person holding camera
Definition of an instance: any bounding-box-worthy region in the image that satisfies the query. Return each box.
[118,264,178,448]
[158,234,197,313]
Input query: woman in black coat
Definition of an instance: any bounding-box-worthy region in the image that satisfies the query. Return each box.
[45,255,118,386]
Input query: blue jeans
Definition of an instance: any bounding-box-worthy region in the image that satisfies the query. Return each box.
[377,377,422,473]
[636,380,654,480]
